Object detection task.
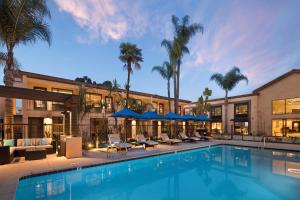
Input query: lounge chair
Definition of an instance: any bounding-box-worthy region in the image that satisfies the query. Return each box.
[136,134,158,148]
[179,132,200,142]
[160,133,182,145]
[108,134,132,151]
[194,132,210,141]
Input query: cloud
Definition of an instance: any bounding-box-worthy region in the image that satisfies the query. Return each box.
[184,0,300,88]
[54,0,148,42]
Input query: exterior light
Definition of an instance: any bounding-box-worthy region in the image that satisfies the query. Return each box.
[88,143,93,149]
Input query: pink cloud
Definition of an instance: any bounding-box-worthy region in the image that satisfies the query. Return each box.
[54,0,147,42]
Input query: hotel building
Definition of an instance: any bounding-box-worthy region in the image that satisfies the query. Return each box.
[0,71,191,140]
[184,69,300,137]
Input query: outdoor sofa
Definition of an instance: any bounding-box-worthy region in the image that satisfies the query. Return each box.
[3,138,54,157]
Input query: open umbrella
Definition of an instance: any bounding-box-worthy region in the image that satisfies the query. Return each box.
[112,108,141,118]
[182,114,198,121]
[139,111,162,120]
[197,115,210,121]
[163,112,183,120]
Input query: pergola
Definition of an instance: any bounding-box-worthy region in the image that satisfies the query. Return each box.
[0,85,80,137]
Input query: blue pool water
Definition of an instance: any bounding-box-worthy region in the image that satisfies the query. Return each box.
[15,145,300,200]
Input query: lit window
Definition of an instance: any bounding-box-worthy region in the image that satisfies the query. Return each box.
[286,98,300,114]
[86,93,102,107]
[159,103,164,114]
[235,103,248,115]
[272,100,285,114]
[178,106,182,115]
[212,122,222,134]
[34,87,47,110]
[211,106,222,117]
[105,96,113,112]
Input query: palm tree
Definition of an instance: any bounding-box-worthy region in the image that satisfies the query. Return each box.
[203,87,212,115]
[162,15,203,114]
[119,42,143,108]
[171,15,203,113]
[0,0,51,138]
[210,67,248,137]
[152,61,173,112]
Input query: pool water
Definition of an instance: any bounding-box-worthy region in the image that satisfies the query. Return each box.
[15,145,300,200]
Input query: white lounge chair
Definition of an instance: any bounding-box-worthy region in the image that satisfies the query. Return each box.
[136,134,158,148]
[108,134,132,151]
[194,132,210,141]
[179,132,200,142]
[160,133,182,145]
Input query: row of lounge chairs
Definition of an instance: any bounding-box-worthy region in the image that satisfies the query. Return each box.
[107,132,210,152]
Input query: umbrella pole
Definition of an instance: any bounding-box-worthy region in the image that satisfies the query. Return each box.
[124,118,127,142]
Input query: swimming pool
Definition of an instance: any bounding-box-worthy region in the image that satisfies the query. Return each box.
[15,145,300,200]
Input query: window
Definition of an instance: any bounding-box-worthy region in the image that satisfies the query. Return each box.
[86,93,102,107]
[34,87,47,110]
[272,119,300,137]
[52,117,64,134]
[234,122,249,135]
[178,106,182,115]
[211,106,222,117]
[136,99,142,105]
[105,96,113,112]
[52,88,73,110]
[286,98,300,114]
[159,103,164,114]
[272,100,285,114]
[211,122,222,134]
[235,103,248,116]
[152,102,158,113]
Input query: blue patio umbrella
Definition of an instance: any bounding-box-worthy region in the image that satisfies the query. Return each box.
[181,114,199,121]
[163,112,183,120]
[111,108,141,118]
[197,115,210,121]
[140,111,162,120]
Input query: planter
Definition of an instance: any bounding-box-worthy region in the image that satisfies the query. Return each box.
[66,137,82,159]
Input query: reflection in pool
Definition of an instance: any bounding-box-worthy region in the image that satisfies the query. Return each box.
[15,145,300,200]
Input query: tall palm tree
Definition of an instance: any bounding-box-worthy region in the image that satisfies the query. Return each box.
[0,0,51,138]
[152,61,173,112]
[171,15,203,112]
[119,42,143,108]
[161,38,185,114]
[210,67,248,137]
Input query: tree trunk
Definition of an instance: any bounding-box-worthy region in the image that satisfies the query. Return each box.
[167,79,171,113]
[4,48,15,139]
[173,64,177,114]
[126,62,131,108]
[176,60,180,112]
[224,90,229,137]
[172,63,178,138]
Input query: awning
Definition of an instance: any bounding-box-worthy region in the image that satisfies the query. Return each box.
[111,108,141,118]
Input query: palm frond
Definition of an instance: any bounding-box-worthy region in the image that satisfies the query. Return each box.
[210,73,225,90]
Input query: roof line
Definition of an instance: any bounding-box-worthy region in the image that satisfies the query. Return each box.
[253,68,300,93]
[19,70,191,103]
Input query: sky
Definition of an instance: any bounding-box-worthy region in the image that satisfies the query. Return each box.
[3,0,300,101]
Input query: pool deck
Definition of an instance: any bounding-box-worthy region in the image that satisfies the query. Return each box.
[1,140,300,200]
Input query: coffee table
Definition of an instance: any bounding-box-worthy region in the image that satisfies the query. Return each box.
[25,148,46,160]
